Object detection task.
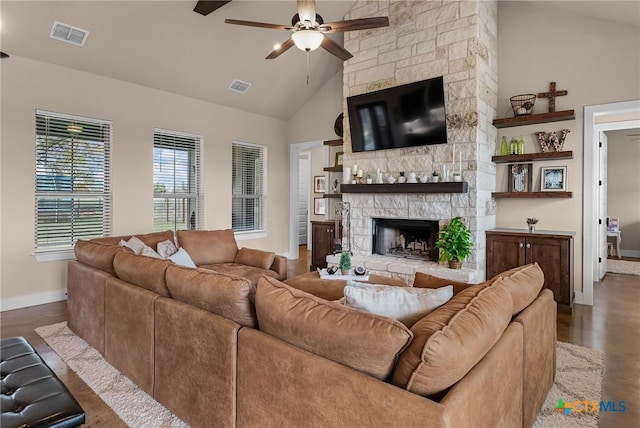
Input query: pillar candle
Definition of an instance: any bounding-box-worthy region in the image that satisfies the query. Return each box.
[343,167,351,184]
[357,169,363,178]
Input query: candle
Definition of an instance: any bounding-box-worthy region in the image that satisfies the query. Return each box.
[459,152,462,173]
[452,144,455,165]
[353,164,358,173]
[343,167,351,184]
[357,169,363,178]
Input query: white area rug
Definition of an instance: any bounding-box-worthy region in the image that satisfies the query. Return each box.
[606,259,640,276]
[36,322,603,428]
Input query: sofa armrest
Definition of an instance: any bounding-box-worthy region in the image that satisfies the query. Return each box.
[413,271,475,295]
[269,255,287,280]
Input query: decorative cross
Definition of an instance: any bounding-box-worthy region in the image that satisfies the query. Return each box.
[538,82,568,113]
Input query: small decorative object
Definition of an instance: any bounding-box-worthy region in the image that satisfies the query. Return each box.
[432,170,439,183]
[526,217,539,233]
[509,137,518,155]
[326,266,338,275]
[419,174,429,183]
[333,179,339,193]
[510,94,536,116]
[452,172,462,182]
[548,131,560,151]
[354,266,366,276]
[517,135,525,154]
[339,250,351,275]
[408,172,417,183]
[313,176,326,193]
[387,176,396,184]
[334,113,344,137]
[314,197,326,215]
[342,166,351,184]
[508,163,532,193]
[559,129,570,150]
[500,136,509,155]
[398,171,406,183]
[540,166,567,192]
[435,217,472,270]
[366,174,372,184]
[537,82,568,113]
[335,151,344,167]
[535,131,550,153]
[376,168,383,184]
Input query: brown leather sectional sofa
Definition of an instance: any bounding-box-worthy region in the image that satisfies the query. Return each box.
[67,230,555,428]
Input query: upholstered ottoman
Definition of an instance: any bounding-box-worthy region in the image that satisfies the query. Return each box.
[284,271,407,300]
[1,337,85,428]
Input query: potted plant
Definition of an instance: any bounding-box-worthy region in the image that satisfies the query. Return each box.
[339,251,351,275]
[435,217,472,269]
[432,170,440,183]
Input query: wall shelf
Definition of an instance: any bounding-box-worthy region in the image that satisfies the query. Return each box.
[492,110,575,128]
[492,191,572,199]
[322,193,342,199]
[323,138,343,146]
[323,166,343,173]
[341,182,468,194]
[492,150,573,163]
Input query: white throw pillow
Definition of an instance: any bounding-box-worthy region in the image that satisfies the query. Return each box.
[157,239,178,259]
[140,244,162,259]
[119,236,146,254]
[169,247,197,268]
[343,281,454,327]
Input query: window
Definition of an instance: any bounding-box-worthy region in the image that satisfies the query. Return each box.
[232,142,266,233]
[35,110,112,250]
[153,129,202,232]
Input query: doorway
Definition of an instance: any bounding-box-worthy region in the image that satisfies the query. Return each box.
[582,100,640,305]
[298,152,310,246]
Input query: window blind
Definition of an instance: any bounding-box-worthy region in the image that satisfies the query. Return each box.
[232,142,267,233]
[153,129,202,232]
[35,110,112,249]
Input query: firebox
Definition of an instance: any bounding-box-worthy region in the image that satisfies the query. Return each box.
[372,218,439,261]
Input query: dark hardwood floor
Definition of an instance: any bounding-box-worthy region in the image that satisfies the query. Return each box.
[1,247,638,427]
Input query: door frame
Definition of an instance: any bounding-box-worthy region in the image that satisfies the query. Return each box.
[582,100,640,305]
[289,140,323,260]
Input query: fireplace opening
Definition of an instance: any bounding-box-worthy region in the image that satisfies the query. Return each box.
[372,218,439,261]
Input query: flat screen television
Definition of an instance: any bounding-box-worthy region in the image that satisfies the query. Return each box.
[347,76,447,153]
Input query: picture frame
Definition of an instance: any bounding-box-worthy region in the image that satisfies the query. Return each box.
[314,197,326,215]
[313,176,326,193]
[540,166,567,192]
[334,151,344,167]
[507,163,532,193]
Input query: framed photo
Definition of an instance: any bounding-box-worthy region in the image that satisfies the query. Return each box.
[314,197,326,215]
[507,163,532,193]
[313,176,326,193]
[334,151,344,167]
[541,166,567,191]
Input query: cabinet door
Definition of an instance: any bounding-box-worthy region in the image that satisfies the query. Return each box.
[486,234,526,279]
[311,223,333,269]
[526,236,571,307]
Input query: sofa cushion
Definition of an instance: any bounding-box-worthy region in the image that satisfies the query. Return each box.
[234,247,276,270]
[74,240,123,276]
[256,276,413,381]
[391,281,513,397]
[113,251,171,297]
[199,263,278,285]
[177,229,238,265]
[343,281,453,326]
[490,263,545,315]
[165,264,257,327]
[413,272,481,295]
[92,230,174,249]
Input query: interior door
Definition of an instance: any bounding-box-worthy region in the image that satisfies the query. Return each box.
[298,153,310,246]
[596,131,608,280]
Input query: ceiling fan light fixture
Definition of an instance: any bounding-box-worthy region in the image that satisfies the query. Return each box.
[292,30,324,52]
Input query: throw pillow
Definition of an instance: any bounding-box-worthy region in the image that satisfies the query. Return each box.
[255,276,413,381]
[343,281,453,326]
[140,244,162,259]
[169,247,197,268]
[157,239,178,259]
[119,236,146,254]
[234,247,276,270]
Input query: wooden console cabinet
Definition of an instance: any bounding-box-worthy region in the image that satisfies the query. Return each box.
[310,221,341,271]
[486,229,574,313]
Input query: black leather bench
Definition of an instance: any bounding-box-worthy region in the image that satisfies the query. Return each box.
[1,337,85,428]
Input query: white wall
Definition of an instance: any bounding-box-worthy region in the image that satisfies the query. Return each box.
[0,56,289,308]
[496,1,640,295]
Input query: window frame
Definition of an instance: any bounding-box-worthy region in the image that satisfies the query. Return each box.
[232,141,267,238]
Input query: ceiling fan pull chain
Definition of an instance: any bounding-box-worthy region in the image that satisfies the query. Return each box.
[306,50,310,85]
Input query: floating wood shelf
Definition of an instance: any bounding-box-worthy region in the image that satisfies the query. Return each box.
[323,138,343,146]
[492,110,575,128]
[322,193,342,199]
[492,151,573,163]
[341,182,468,194]
[492,192,572,199]
[323,166,343,172]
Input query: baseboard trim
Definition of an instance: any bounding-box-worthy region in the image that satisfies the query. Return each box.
[1,289,67,312]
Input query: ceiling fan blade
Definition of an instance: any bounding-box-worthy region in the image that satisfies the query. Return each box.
[320,17,390,33]
[193,1,232,16]
[0,52,9,59]
[225,19,294,31]
[266,38,295,59]
[297,0,317,24]
[320,37,353,61]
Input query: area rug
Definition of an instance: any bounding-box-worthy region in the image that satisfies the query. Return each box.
[36,322,603,427]
[606,259,640,276]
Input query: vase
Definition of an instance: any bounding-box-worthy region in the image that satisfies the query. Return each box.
[528,225,535,233]
[341,269,349,275]
[448,260,461,269]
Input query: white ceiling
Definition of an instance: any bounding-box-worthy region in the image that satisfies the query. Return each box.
[0,0,355,120]
[1,1,638,121]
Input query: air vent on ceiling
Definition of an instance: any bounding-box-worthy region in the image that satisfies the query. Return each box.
[50,21,89,47]
[229,80,251,94]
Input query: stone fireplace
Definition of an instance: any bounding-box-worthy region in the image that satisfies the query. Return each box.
[329,0,499,284]
[372,218,439,262]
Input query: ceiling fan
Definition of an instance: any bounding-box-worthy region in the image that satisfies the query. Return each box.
[194,0,389,61]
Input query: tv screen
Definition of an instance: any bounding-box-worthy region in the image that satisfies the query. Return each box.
[347,76,447,153]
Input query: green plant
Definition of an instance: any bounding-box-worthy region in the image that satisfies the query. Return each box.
[432,170,439,176]
[435,217,472,263]
[339,251,352,271]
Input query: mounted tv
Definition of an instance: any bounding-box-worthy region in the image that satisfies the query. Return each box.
[347,76,447,152]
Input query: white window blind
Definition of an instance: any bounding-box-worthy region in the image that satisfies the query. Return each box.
[153,129,202,232]
[232,142,266,233]
[35,110,112,250]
